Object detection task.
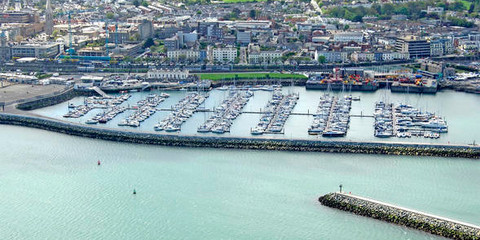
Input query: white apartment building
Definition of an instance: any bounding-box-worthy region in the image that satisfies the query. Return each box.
[147,69,190,80]
[167,49,200,61]
[333,32,364,43]
[211,47,237,63]
[248,51,282,64]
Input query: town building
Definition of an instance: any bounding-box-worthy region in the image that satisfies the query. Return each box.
[0,12,35,23]
[197,22,223,41]
[167,49,200,61]
[426,6,444,15]
[11,42,62,58]
[248,45,282,65]
[164,36,179,51]
[211,47,237,63]
[333,32,364,43]
[395,36,430,58]
[147,69,190,80]
[237,31,251,45]
[138,20,154,40]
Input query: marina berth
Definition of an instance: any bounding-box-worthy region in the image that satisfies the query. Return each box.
[85,106,127,124]
[63,94,131,119]
[154,92,208,132]
[374,101,448,139]
[198,89,253,134]
[251,90,298,135]
[308,94,352,137]
[118,93,169,128]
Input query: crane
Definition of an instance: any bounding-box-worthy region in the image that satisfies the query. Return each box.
[57,9,96,56]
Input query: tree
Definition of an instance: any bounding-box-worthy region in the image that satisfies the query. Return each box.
[129,33,140,41]
[469,3,475,13]
[143,38,154,49]
[382,3,395,15]
[249,9,256,19]
[133,0,140,7]
[106,12,114,19]
[52,29,60,38]
[344,24,350,30]
[450,1,465,11]
[318,55,326,64]
[141,0,148,7]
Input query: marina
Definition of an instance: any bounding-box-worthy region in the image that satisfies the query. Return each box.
[117,93,169,127]
[30,87,480,145]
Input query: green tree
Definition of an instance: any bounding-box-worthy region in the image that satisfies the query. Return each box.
[450,1,465,11]
[318,55,326,64]
[141,0,148,7]
[469,3,475,13]
[382,3,395,15]
[106,12,114,19]
[143,38,154,49]
[133,0,140,7]
[249,9,256,18]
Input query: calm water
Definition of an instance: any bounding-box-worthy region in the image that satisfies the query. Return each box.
[32,87,480,144]
[0,125,479,239]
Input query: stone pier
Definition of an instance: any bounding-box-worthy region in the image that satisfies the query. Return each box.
[319,192,480,240]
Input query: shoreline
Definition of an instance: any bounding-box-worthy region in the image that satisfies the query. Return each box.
[0,113,479,159]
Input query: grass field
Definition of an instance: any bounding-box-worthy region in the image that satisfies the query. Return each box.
[196,73,307,80]
[459,0,472,9]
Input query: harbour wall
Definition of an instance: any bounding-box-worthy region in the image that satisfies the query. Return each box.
[318,193,480,240]
[0,113,479,159]
[15,87,95,111]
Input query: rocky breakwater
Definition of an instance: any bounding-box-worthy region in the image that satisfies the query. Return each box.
[319,193,480,240]
[0,113,479,159]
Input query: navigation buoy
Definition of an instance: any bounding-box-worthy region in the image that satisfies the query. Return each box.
[133,189,136,195]
[97,160,101,166]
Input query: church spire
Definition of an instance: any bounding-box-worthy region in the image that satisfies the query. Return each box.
[45,0,53,36]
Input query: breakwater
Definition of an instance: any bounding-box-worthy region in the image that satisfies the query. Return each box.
[0,113,479,158]
[319,193,480,240]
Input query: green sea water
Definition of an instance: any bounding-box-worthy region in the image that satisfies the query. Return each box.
[0,125,478,239]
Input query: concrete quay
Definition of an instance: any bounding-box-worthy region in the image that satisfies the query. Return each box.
[319,193,480,240]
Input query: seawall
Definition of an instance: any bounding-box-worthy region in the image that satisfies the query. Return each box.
[0,113,479,158]
[15,87,94,111]
[319,193,480,240]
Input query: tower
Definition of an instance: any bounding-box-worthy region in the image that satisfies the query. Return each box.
[0,31,11,61]
[45,0,53,36]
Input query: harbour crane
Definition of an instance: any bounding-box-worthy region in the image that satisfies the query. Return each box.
[58,9,95,56]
